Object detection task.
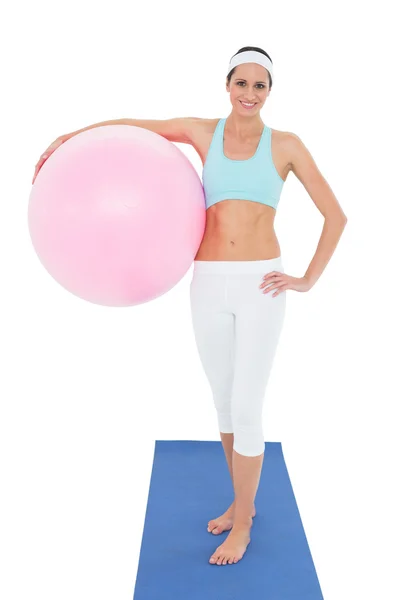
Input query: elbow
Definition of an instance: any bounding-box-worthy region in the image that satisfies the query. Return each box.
[327,212,348,226]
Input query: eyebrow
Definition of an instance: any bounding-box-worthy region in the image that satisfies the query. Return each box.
[234,78,267,84]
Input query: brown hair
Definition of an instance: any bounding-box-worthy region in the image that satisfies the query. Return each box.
[227,46,273,90]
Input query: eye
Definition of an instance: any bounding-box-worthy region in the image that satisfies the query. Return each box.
[236,82,265,89]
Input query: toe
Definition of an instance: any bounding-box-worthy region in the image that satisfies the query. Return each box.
[209,548,220,564]
[212,526,221,535]
[213,550,222,566]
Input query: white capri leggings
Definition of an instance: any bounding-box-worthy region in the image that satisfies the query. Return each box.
[189,257,286,457]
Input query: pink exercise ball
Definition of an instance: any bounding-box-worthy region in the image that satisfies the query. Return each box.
[28,125,206,307]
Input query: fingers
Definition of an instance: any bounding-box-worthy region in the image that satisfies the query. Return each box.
[32,157,47,184]
[32,142,59,184]
[262,271,281,280]
[260,273,284,288]
[263,282,287,296]
[32,136,71,183]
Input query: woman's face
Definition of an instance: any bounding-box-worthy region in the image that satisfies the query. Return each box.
[226,63,270,114]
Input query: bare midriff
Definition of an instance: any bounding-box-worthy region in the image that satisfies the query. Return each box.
[192,118,289,262]
[194,199,280,261]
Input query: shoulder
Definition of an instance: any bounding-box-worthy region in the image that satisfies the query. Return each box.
[281,131,309,170]
[270,128,296,148]
[268,128,294,173]
[185,118,221,159]
[190,117,220,139]
[269,129,313,173]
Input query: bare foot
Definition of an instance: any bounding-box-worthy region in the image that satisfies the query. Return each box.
[207,502,256,535]
[209,520,252,565]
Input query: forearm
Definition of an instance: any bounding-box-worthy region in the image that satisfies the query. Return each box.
[69,118,133,137]
[303,216,348,287]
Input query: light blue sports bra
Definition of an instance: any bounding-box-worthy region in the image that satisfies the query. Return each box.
[202,117,285,210]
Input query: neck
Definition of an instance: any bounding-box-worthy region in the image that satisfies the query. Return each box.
[225,112,264,139]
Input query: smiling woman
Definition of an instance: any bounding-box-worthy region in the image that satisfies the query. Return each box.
[187,45,347,567]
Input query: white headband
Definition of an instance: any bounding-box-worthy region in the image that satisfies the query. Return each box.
[228,50,273,84]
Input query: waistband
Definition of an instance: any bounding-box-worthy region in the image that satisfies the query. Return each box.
[193,256,283,274]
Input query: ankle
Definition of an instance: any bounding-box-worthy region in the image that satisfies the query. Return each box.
[233,515,253,528]
[232,500,255,508]
[232,501,256,515]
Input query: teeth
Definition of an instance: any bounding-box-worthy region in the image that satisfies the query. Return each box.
[241,102,255,107]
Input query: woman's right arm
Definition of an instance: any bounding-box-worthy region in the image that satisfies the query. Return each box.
[32,117,199,184]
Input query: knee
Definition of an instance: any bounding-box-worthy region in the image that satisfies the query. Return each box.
[233,434,265,457]
[232,420,265,457]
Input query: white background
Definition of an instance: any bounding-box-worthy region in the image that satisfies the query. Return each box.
[1,1,399,598]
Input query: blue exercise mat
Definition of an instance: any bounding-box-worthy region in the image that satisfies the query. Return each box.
[133,440,324,600]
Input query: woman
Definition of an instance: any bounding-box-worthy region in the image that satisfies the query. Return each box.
[33,46,348,567]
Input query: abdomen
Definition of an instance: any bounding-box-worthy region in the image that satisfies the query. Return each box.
[194,200,281,261]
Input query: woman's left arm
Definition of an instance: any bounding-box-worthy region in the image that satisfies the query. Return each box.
[260,133,348,296]
[287,132,348,288]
